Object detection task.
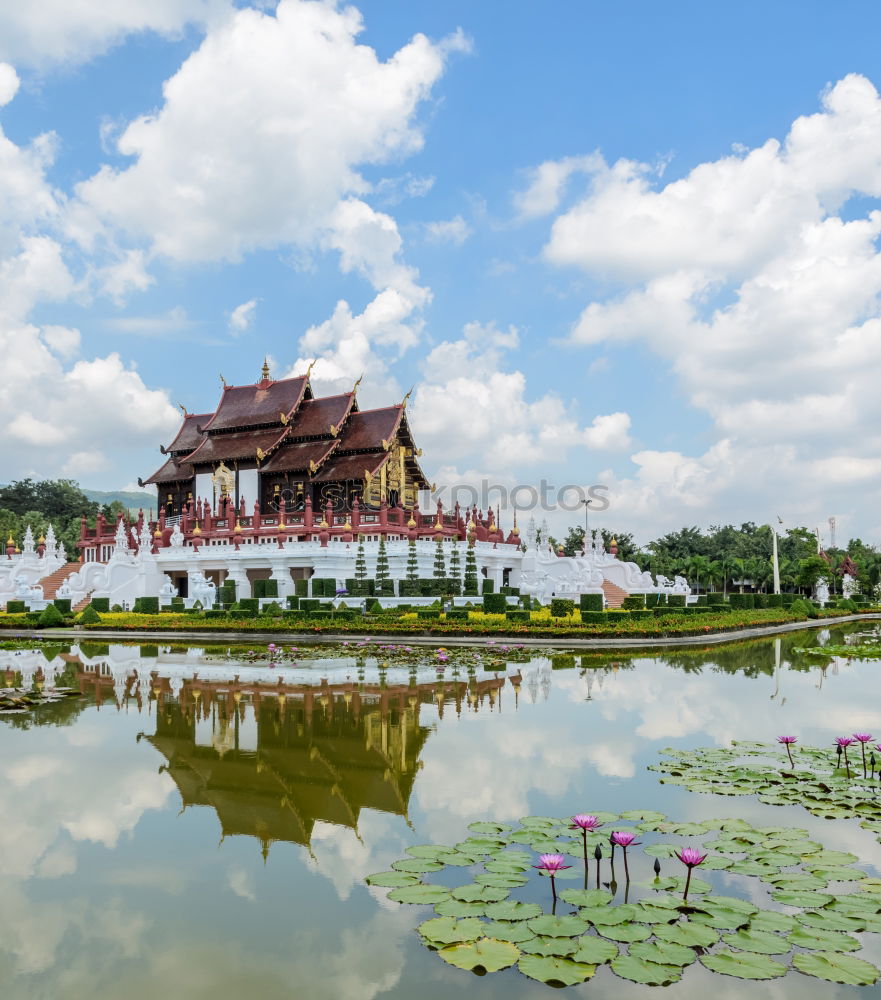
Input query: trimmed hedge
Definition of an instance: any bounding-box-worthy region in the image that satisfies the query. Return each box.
[766,593,783,607]
[445,609,469,621]
[505,610,529,622]
[481,579,495,594]
[621,595,645,609]
[295,578,309,597]
[729,593,755,609]
[417,610,440,620]
[582,611,606,624]
[286,595,300,610]
[253,579,279,599]
[238,598,259,612]
[752,593,768,609]
[666,594,686,608]
[5,600,26,613]
[579,593,604,613]
[90,597,111,613]
[53,598,72,614]
[483,593,507,614]
[706,592,726,605]
[550,598,576,618]
[38,603,64,626]
[311,577,336,597]
[133,596,159,614]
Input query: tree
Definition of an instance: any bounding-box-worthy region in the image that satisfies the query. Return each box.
[561,525,585,556]
[405,538,419,582]
[796,555,832,594]
[354,536,368,594]
[449,541,462,585]
[375,537,390,591]
[463,541,478,596]
[433,538,446,582]
[686,554,711,593]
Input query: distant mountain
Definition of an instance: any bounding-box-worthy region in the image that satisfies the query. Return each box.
[82,489,157,516]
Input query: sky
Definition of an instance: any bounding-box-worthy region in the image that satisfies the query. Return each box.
[2,0,881,545]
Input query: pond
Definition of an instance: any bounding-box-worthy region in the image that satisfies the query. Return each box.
[3,623,881,998]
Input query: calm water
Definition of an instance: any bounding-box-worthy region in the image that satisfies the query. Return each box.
[3,624,881,999]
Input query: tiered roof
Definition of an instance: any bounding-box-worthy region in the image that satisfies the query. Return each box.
[142,366,427,492]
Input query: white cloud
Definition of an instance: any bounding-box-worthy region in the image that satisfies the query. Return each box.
[513,153,602,219]
[0,62,19,105]
[583,411,632,451]
[41,324,81,359]
[228,298,257,334]
[424,214,471,245]
[0,0,230,69]
[539,74,881,537]
[109,306,191,336]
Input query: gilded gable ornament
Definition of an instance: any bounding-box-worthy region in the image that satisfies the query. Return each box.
[212,461,234,497]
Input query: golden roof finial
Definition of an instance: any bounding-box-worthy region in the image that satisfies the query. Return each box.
[178,402,189,416]
[256,447,265,464]
[407,516,417,529]
[353,373,363,391]
[402,385,414,408]
[219,373,227,388]
[261,358,271,381]
[305,359,316,379]
[319,516,329,529]
[512,511,520,536]
[192,524,202,536]
[6,534,14,546]
[234,520,242,533]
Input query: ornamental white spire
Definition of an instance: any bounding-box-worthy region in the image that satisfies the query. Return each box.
[22,526,35,555]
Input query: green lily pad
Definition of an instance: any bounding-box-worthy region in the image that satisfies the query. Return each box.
[434,899,486,918]
[482,921,536,943]
[700,950,787,980]
[829,894,881,915]
[435,852,478,867]
[405,845,453,859]
[629,940,696,967]
[571,936,618,964]
[391,858,443,873]
[792,950,880,985]
[483,861,529,874]
[610,954,681,985]
[807,865,865,881]
[526,914,589,937]
[721,928,790,954]
[438,937,520,973]
[450,883,508,903]
[388,884,451,904]
[620,809,666,822]
[365,871,420,887]
[729,859,775,877]
[518,935,577,957]
[473,872,529,888]
[643,843,677,857]
[484,900,542,921]
[749,909,797,933]
[807,849,859,866]
[654,921,719,948]
[468,821,511,834]
[518,954,597,986]
[558,888,612,907]
[456,838,504,855]
[519,815,557,827]
[700,855,734,870]
[597,922,652,943]
[417,916,484,946]
[579,905,631,926]
[787,926,861,952]
[638,903,681,923]
[703,894,758,915]
[771,889,833,907]
[797,910,865,933]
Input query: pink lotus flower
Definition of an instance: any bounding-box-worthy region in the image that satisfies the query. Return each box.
[854,735,874,778]
[533,852,571,902]
[835,737,855,747]
[571,814,601,831]
[610,831,638,848]
[675,846,708,901]
[835,737,854,777]
[777,735,797,744]
[777,735,797,768]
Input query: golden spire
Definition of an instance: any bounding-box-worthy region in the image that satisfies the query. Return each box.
[192,524,202,535]
[261,358,271,381]
[234,520,242,533]
[353,373,363,391]
[178,403,189,416]
[38,534,45,545]
[154,528,162,538]
[344,519,352,531]
[219,373,227,387]
[407,516,417,529]
[512,511,520,536]
[402,385,414,407]
[6,534,13,546]
[305,359,316,379]
[319,516,329,529]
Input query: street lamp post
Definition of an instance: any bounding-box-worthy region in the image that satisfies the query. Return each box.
[580,499,594,552]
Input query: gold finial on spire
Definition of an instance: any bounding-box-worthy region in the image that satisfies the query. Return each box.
[305,359,316,379]
[402,385,414,407]
[6,534,14,546]
[261,357,271,381]
[219,373,227,388]
[178,403,189,416]
[353,373,363,391]
[512,510,519,536]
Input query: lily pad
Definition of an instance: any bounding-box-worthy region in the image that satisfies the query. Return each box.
[387,884,451,905]
[434,899,486,918]
[484,900,542,922]
[438,937,520,973]
[700,950,788,980]
[771,889,833,907]
[405,845,453,859]
[792,950,880,985]
[797,910,865,933]
[558,888,612,907]
[417,916,484,946]
[391,858,443,873]
[721,928,790,954]
[468,821,511,834]
[518,954,597,986]
[473,872,529,888]
[787,926,861,952]
[482,921,536,943]
[518,935,578,957]
[611,954,681,985]
[654,921,719,948]
[749,909,797,933]
[629,940,697,967]
[365,871,420,887]
[571,936,618,964]
[526,914,589,937]
[620,809,666,822]
[450,884,509,903]
[596,922,652,943]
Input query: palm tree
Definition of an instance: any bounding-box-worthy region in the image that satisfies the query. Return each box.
[720,555,742,597]
[706,560,724,593]
[687,555,711,594]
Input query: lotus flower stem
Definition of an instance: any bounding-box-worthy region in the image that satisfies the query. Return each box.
[594,843,602,889]
[610,831,639,884]
[835,738,854,778]
[674,846,708,903]
[533,853,571,905]
[855,734,874,779]
[683,865,693,901]
[777,735,797,769]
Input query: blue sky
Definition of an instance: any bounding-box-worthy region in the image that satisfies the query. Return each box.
[2,0,881,543]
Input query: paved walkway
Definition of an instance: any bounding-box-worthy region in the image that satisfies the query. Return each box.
[23,612,881,651]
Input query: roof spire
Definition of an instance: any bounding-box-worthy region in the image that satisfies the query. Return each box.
[261,357,271,382]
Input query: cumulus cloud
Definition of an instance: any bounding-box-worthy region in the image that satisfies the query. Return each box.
[583,411,632,451]
[0,0,230,69]
[540,74,881,537]
[0,62,19,105]
[513,153,602,219]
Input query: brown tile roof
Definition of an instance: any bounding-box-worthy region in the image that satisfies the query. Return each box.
[312,451,389,483]
[165,413,210,455]
[143,457,194,485]
[183,427,289,465]
[288,393,355,439]
[200,376,308,432]
[260,439,338,474]
[336,406,402,452]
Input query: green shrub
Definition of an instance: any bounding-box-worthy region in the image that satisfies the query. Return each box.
[78,605,102,625]
[446,609,469,620]
[582,611,607,624]
[579,593,604,613]
[729,593,755,609]
[282,609,304,620]
[505,610,530,623]
[483,594,507,614]
[378,579,395,596]
[836,597,858,612]
[417,610,440,620]
[752,593,768,609]
[133,596,159,614]
[551,654,577,670]
[238,598,259,612]
[262,602,284,618]
[667,594,686,607]
[781,594,795,607]
[694,595,707,606]
[295,578,308,597]
[139,644,159,657]
[204,609,226,619]
[368,599,383,614]
[53,598,72,615]
[311,577,335,597]
[90,598,111,613]
[791,597,818,619]
[621,595,645,609]
[646,592,667,606]
[481,579,495,594]
[399,580,420,597]
[286,595,300,610]
[5,599,27,613]
[38,603,64,626]
[706,592,725,605]
[550,598,575,617]
[520,595,533,610]
[628,609,653,620]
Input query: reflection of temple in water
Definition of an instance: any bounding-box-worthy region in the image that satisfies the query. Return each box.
[43,644,521,856]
